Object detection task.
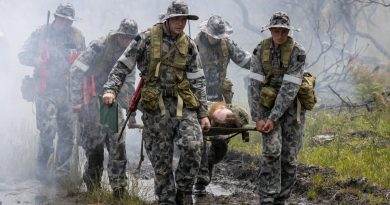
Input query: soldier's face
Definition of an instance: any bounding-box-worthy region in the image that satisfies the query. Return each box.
[206,34,220,45]
[270,28,289,46]
[53,16,73,31]
[167,16,187,37]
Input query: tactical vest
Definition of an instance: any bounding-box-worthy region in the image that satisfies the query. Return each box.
[141,23,200,117]
[195,33,229,77]
[91,33,123,93]
[258,37,317,111]
[195,33,233,103]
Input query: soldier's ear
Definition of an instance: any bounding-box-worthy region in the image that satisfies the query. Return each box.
[297,54,306,62]
[188,46,193,55]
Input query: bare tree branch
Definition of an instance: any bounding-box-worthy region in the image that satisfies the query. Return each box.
[232,0,262,35]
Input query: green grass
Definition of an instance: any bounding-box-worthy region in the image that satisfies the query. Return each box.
[229,128,262,156]
[299,108,390,188]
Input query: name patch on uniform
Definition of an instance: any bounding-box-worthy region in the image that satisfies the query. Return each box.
[297,55,306,62]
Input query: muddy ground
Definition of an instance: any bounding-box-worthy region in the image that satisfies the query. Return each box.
[2,147,390,205]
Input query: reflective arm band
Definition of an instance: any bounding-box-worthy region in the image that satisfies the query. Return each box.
[73,59,89,72]
[248,72,265,83]
[186,69,204,79]
[238,51,251,67]
[118,54,134,69]
[283,74,302,85]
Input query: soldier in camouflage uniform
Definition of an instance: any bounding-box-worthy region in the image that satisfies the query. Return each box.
[18,3,85,183]
[248,12,306,205]
[102,1,210,204]
[195,15,251,103]
[194,15,251,195]
[70,18,138,198]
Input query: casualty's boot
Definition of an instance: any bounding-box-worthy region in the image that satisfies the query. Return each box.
[176,190,193,205]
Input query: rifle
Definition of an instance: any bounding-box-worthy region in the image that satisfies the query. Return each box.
[117,78,144,143]
[38,10,51,93]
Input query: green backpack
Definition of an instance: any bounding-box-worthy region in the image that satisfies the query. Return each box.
[297,71,317,110]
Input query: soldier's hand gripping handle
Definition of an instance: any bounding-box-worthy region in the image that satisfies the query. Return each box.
[199,117,211,132]
[103,92,116,105]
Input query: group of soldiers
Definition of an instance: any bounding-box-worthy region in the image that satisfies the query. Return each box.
[19,1,307,205]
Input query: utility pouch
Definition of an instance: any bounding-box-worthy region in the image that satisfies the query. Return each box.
[141,87,160,111]
[176,79,200,109]
[260,86,277,108]
[297,72,317,110]
[220,79,234,104]
[21,75,37,102]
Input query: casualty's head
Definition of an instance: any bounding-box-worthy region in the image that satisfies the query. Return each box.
[208,102,242,128]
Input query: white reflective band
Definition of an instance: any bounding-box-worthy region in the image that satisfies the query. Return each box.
[238,52,251,67]
[186,69,204,79]
[283,74,302,85]
[249,72,265,82]
[72,59,89,72]
[118,54,135,69]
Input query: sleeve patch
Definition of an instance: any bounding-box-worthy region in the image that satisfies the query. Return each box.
[297,55,306,62]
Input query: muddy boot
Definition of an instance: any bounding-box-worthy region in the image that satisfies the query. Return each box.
[176,190,193,205]
[273,199,286,205]
[194,184,206,197]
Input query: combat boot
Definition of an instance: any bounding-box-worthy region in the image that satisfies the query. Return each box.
[176,190,193,205]
[113,187,127,200]
[194,184,206,197]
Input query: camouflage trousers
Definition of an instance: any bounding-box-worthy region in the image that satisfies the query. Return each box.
[141,98,203,205]
[196,138,228,189]
[258,104,305,205]
[35,89,75,182]
[79,96,127,191]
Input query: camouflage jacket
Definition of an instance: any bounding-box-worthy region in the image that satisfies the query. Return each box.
[248,37,306,122]
[70,32,135,108]
[103,25,208,118]
[195,32,251,101]
[18,23,85,90]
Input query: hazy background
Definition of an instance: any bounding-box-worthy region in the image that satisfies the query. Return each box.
[1,0,389,182]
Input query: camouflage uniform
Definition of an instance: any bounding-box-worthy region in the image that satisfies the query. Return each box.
[195,15,251,103]
[248,12,306,205]
[103,1,206,204]
[18,3,85,182]
[194,15,251,193]
[70,19,138,195]
[196,103,249,193]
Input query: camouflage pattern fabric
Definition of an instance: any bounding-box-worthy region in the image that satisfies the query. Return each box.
[248,36,306,204]
[70,26,138,191]
[18,22,85,182]
[196,103,250,189]
[195,32,251,103]
[78,96,127,191]
[103,23,207,204]
[142,98,203,204]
